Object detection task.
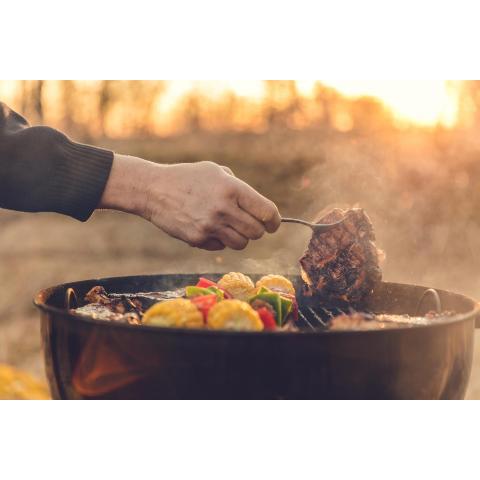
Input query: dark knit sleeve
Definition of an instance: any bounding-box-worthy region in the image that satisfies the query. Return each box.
[0,102,113,221]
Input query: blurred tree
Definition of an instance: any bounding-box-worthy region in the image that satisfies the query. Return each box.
[60,80,77,134]
[458,81,480,130]
[19,80,29,115]
[263,81,302,129]
[313,82,339,129]
[16,80,44,124]
[98,80,115,137]
[349,96,393,133]
[179,90,205,133]
[32,80,44,123]
[121,81,166,137]
[98,80,121,137]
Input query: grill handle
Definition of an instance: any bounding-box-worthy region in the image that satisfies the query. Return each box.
[415,289,441,316]
[65,288,78,310]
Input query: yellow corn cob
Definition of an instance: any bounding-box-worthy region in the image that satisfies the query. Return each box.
[0,364,50,400]
[143,298,204,329]
[217,272,256,301]
[256,275,295,295]
[207,299,263,331]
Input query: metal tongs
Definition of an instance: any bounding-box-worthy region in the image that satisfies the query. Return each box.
[281,216,346,233]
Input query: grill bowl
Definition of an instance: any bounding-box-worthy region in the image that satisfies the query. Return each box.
[34,274,480,399]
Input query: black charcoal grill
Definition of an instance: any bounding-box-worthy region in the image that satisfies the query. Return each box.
[34,273,480,399]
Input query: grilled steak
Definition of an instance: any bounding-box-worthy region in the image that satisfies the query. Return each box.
[299,208,382,306]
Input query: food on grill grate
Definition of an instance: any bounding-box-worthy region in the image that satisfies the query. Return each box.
[74,275,454,333]
[75,286,142,324]
[329,311,454,331]
[207,299,264,331]
[330,313,403,330]
[217,272,255,301]
[143,298,204,328]
[256,275,295,296]
[75,273,297,332]
[73,304,141,324]
[299,208,383,306]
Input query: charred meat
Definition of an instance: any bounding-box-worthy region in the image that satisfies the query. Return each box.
[299,208,382,306]
[74,286,144,324]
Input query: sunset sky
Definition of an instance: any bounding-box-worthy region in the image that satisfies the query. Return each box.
[158,80,459,126]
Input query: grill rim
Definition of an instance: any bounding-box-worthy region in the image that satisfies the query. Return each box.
[34,273,480,336]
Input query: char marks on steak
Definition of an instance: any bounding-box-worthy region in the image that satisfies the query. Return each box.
[299,208,382,305]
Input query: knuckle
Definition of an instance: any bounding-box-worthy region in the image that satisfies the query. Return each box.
[221,174,239,191]
[263,203,280,228]
[233,238,248,250]
[199,212,221,234]
[198,221,212,236]
[212,209,227,222]
[200,161,221,175]
[221,182,237,199]
[250,228,265,240]
[243,223,264,240]
[188,231,207,247]
[221,166,234,176]
[264,201,278,219]
[199,160,217,168]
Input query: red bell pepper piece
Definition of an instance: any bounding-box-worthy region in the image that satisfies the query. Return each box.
[196,277,232,299]
[256,307,277,330]
[191,294,217,321]
[196,277,217,288]
[219,288,232,299]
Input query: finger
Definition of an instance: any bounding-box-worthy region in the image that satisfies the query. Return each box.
[197,238,226,251]
[221,166,235,176]
[224,207,265,240]
[217,226,249,250]
[235,180,281,233]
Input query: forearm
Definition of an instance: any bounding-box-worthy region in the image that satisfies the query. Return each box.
[98,153,159,217]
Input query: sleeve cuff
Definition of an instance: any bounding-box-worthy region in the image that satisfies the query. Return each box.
[52,137,114,221]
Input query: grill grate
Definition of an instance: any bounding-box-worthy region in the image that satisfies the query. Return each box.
[105,290,372,332]
[295,305,371,331]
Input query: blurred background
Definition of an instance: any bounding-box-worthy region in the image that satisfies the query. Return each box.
[1,80,480,397]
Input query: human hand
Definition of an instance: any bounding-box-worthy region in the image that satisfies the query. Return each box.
[99,155,281,251]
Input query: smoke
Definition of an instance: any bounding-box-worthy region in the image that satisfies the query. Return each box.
[172,125,480,300]
[283,127,480,299]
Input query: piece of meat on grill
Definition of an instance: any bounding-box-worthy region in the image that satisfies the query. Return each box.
[329,311,453,331]
[329,313,399,331]
[299,208,383,306]
[75,286,185,324]
[75,286,143,324]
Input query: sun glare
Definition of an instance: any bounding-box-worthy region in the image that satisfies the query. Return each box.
[0,80,460,129]
[320,80,459,127]
[160,80,459,128]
